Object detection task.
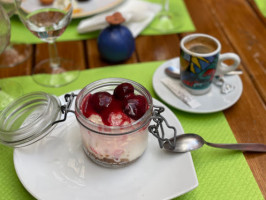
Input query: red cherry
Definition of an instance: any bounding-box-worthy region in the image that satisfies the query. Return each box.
[81,94,95,118]
[114,83,134,100]
[123,95,148,120]
[90,92,112,113]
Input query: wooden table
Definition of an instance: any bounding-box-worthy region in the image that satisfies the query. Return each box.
[1,0,265,198]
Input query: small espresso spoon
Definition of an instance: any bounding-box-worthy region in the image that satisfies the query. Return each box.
[163,133,266,153]
[165,66,243,79]
[165,66,181,78]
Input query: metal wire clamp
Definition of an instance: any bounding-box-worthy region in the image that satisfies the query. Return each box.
[52,93,77,125]
[148,105,177,150]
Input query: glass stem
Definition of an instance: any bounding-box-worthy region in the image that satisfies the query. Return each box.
[162,0,169,12]
[48,41,60,69]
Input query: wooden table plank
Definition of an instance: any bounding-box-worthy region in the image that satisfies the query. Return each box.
[247,0,266,25]
[206,0,266,103]
[86,39,138,68]
[35,41,87,70]
[135,35,180,62]
[184,0,266,197]
[85,34,180,68]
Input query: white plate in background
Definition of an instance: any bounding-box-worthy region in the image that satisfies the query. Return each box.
[22,0,124,18]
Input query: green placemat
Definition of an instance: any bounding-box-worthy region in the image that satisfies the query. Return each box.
[255,0,266,17]
[0,61,263,199]
[10,0,195,44]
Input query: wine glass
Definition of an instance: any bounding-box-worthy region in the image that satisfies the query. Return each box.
[0,0,32,68]
[0,4,10,53]
[0,4,23,110]
[150,0,181,32]
[14,0,80,87]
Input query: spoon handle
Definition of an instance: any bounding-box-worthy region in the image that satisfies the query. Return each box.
[205,142,266,152]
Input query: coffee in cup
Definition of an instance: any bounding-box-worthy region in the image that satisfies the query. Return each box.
[184,36,217,54]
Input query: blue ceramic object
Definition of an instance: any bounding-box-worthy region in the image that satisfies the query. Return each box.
[97,25,135,63]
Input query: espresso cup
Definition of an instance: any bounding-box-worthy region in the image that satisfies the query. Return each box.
[180,33,240,95]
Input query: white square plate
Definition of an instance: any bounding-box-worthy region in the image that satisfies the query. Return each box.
[13,93,198,200]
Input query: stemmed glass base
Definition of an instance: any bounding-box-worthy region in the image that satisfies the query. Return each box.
[150,10,181,32]
[0,44,32,67]
[0,79,23,110]
[150,0,182,33]
[32,58,80,88]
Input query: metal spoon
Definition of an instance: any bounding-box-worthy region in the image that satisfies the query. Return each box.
[163,133,266,153]
[165,66,181,78]
[165,66,243,79]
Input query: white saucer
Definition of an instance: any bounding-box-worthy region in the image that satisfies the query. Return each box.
[13,93,198,200]
[153,57,243,114]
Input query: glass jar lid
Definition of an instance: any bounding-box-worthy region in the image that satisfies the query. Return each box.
[0,92,62,148]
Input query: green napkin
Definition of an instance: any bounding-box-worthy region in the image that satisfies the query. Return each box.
[0,61,263,199]
[10,0,195,44]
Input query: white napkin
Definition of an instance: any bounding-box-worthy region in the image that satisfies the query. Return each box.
[77,0,161,38]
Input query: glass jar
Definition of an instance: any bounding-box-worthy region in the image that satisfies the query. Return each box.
[0,92,61,147]
[75,78,153,168]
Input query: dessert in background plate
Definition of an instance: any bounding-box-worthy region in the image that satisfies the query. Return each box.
[39,0,81,13]
[40,0,54,5]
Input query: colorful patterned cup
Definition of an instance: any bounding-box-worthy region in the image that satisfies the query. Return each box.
[180,33,240,95]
